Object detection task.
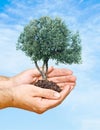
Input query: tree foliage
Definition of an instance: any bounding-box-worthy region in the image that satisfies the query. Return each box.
[17,16,82,79]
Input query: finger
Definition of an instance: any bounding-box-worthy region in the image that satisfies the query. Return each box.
[48,75,76,83]
[43,85,71,109]
[69,86,75,92]
[48,68,73,77]
[57,82,76,89]
[26,69,41,77]
[34,86,61,99]
[59,85,71,100]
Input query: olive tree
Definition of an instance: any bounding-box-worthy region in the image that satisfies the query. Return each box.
[17,16,82,80]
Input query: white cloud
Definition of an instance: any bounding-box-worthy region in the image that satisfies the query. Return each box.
[60,82,100,130]
[0,24,33,76]
[81,119,100,130]
[0,0,99,75]
[79,0,84,3]
[0,13,9,19]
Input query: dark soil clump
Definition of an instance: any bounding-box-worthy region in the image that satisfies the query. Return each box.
[34,80,62,92]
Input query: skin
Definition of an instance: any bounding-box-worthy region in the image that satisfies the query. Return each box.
[0,67,76,114]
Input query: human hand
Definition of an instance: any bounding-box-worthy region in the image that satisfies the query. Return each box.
[10,67,54,86]
[47,68,76,89]
[10,67,76,89]
[10,84,72,114]
[0,67,76,113]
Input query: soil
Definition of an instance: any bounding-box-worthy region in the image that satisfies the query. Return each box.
[34,80,62,92]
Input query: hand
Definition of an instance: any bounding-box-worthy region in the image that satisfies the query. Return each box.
[47,68,76,89]
[10,67,54,86]
[9,67,76,113]
[0,67,76,113]
[10,67,76,89]
[10,84,72,114]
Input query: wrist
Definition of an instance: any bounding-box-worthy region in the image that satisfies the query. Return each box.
[0,86,13,109]
[0,78,13,89]
[9,76,19,87]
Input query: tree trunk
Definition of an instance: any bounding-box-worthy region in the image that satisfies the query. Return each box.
[34,61,47,80]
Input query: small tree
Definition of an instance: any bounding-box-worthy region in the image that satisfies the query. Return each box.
[17,16,82,80]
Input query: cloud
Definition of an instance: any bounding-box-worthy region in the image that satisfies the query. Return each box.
[0,24,33,76]
[81,119,100,130]
[0,0,99,76]
[79,0,84,3]
[59,82,100,130]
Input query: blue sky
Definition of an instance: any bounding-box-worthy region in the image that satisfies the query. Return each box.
[0,0,100,130]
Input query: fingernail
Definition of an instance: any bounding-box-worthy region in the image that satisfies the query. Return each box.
[70,86,74,91]
[54,92,61,98]
[66,85,70,90]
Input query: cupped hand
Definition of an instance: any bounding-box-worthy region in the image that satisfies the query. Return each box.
[10,67,76,89]
[47,68,76,88]
[10,67,53,86]
[10,84,72,114]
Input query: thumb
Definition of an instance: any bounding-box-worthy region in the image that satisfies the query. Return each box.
[37,87,61,99]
